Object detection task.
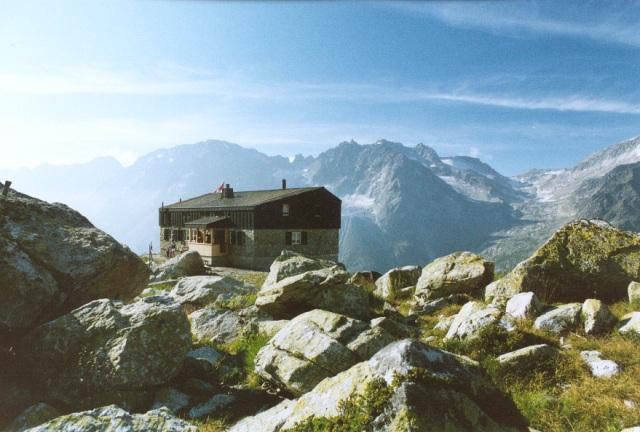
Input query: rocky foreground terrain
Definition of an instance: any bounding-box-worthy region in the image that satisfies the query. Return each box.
[2,183,640,431]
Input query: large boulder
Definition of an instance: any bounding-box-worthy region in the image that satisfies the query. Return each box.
[169,275,258,310]
[23,405,197,432]
[190,306,271,345]
[444,301,502,341]
[231,339,527,431]
[151,250,206,282]
[374,265,421,301]
[0,191,150,334]
[254,309,394,397]
[15,296,192,409]
[415,252,494,301]
[533,303,582,334]
[256,254,371,320]
[485,219,640,305]
[262,250,339,286]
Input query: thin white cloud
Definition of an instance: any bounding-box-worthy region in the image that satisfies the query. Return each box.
[385,2,640,48]
[406,91,640,115]
[2,63,638,116]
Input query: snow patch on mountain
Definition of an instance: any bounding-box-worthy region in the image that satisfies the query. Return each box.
[343,194,375,209]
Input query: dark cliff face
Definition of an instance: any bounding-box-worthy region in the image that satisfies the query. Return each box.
[574,162,640,231]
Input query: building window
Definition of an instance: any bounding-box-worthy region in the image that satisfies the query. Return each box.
[282,203,289,216]
[286,231,307,245]
[292,231,301,244]
[164,229,171,241]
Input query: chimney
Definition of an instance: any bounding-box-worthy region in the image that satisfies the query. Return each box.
[282,179,287,190]
[2,180,11,197]
[221,184,234,199]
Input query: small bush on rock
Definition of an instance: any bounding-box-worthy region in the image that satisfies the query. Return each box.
[289,377,393,432]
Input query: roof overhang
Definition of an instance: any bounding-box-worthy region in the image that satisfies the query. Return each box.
[184,216,234,229]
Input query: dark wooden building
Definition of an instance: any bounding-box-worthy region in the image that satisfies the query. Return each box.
[159,182,341,270]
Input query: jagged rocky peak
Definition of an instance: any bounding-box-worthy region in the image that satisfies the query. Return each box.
[414,143,441,165]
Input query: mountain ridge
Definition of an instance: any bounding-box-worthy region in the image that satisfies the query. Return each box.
[4,135,640,273]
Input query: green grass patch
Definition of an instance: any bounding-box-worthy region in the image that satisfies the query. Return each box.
[213,292,258,311]
[231,272,268,288]
[438,323,557,362]
[220,330,272,388]
[490,331,640,431]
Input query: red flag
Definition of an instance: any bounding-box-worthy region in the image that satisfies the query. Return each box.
[214,182,224,193]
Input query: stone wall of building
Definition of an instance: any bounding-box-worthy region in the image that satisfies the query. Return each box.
[244,229,339,271]
[159,227,339,271]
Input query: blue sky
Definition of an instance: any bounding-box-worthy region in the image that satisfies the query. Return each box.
[1,1,639,176]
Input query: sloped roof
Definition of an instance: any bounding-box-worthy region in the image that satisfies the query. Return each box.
[165,187,332,210]
[184,216,233,228]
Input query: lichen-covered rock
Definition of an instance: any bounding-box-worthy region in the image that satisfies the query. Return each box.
[190,306,271,345]
[231,339,527,431]
[150,387,191,414]
[444,301,502,340]
[313,276,372,321]
[187,394,236,421]
[8,403,60,432]
[533,303,582,334]
[581,299,617,335]
[374,265,421,301]
[181,347,223,380]
[415,252,494,301]
[434,315,456,332]
[254,309,394,397]
[0,192,150,333]
[169,275,258,310]
[15,297,192,408]
[248,319,290,337]
[618,312,640,336]
[151,250,207,282]
[256,262,371,321]
[409,293,470,316]
[629,281,640,304]
[485,219,640,305]
[263,250,339,287]
[24,405,198,432]
[497,344,563,374]
[505,292,543,321]
[370,316,420,339]
[580,351,620,378]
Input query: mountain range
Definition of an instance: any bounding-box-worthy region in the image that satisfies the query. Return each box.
[4,136,640,273]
